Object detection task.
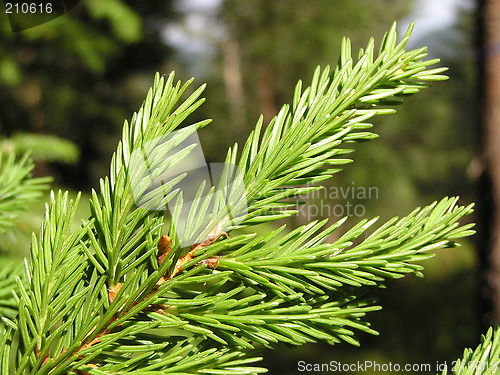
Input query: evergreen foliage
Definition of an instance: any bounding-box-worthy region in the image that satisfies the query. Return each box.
[0,153,49,330]
[0,133,79,165]
[0,153,49,234]
[441,327,500,375]
[0,134,75,258]
[0,23,493,374]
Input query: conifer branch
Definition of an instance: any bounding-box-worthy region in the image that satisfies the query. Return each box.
[0,153,49,333]
[441,327,500,375]
[0,259,24,322]
[0,153,50,234]
[223,22,448,229]
[0,23,483,374]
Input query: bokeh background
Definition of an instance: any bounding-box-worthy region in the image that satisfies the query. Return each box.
[0,0,484,374]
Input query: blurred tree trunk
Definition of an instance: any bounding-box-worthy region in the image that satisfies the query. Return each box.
[257,61,278,123]
[222,36,246,132]
[478,0,500,326]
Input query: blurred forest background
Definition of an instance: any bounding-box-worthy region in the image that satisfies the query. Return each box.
[0,0,481,374]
